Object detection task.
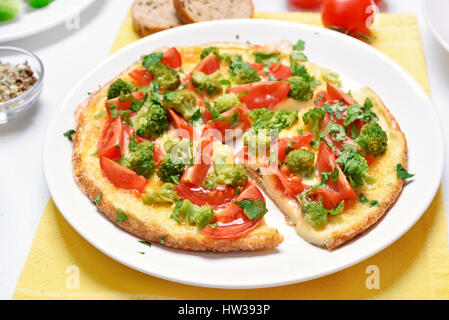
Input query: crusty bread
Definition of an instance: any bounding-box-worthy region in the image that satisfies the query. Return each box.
[173,0,254,24]
[245,88,407,250]
[132,0,182,37]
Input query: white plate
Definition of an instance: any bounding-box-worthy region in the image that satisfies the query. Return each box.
[422,0,449,52]
[43,20,444,289]
[0,0,94,43]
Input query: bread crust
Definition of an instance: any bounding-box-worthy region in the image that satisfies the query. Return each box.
[72,50,283,252]
[245,88,407,250]
[132,0,182,37]
[173,0,254,24]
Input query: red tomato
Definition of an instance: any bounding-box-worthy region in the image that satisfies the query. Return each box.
[269,64,293,80]
[326,83,355,105]
[97,117,123,160]
[228,81,290,110]
[202,185,265,239]
[273,166,307,198]
[152,142,165,168]
[273,133,315,164]
[289,0,323,9]
[251,63,292,80]
[174,183,237,210]
[105,91,146,111]
[167,109,194,138]
[194,55,220,75]
[129,69,154,86]
[161,47,182,69]
[205,106,250,140]
[317,142,356,201]
[180,133,215,187]
[312,188,341,210]
[322,0,375,40]
[100,156,147,191]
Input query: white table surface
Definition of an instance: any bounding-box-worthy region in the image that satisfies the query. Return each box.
[0,0,448,299]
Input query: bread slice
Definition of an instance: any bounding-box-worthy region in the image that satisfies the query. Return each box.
[173,0,254,24]
[132,0,182,37]
[245,88,407,250]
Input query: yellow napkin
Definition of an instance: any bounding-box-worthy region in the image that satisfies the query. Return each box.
[14,12,449,300]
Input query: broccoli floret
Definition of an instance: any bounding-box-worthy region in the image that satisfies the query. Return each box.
[321,69,341,87]
[336,148,370,188]
[148,63,180,90]
[171,200,215,230]
[302,201,329,228]
[165,89,198,120]
[214,93,241,114]
[285,148,315,176]
[249,108,275,123]
[200,46,231,61]
[120,141,156,179]
[209,158,248,187]
[302,107,325,146]
[355,122,388,157]
[134,99,169,140]
[271,110,299,131]
[107,79,134,99]
[288,76,314,101]
[250,109,298,134]
[229,54,261,84]
[243,129,272,156]
[191,71,224,96]
[142,183,180,205]
[157,155,186,184]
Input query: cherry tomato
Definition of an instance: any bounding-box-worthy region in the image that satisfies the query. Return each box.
[322,0,375,40]
[273,133,315,164]
[317,142,356,201]
[194,55,220,75]
[161,47,182,69]
[273,166,307,198]
[326,82,355,105]
[202,185,265,239]
[105,90,146,111]
[100,156,147,192]
[129,69,154,86]
[251,63,293,80]
[228,81,290,110]
[312,187,341,209]
[174,183,237,210]
[97,117,123,160]
[289,0,323,9]
[167,108,194,138]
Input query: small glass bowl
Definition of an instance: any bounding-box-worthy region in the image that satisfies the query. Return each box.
[0,46,44,126]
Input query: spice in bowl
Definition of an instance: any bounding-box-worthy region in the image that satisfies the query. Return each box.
[0,60,37,103]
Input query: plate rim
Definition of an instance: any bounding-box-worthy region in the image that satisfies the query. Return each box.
[422,0,449,53]
[43,19,445,289]
[0,0,95,43]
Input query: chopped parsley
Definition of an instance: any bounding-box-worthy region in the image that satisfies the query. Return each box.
[63,129,76,141]
[139,240,152,247]
[115,209,128,223]
[235,198,268,221]
[94,192,101,205]
[396,164,415,179]
[359,193,379,207]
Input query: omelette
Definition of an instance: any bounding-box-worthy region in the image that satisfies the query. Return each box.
[71,41,408,252]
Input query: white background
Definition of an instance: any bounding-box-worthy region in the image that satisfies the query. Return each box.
[0,0,448,299]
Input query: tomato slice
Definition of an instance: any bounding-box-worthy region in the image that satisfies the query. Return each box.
[105,91,146,111]
[100,156,147,191]
[97,117,123,160]
[317,142,356,201]
[273,133,315,164]
[311,188,341,210]
[167,108,194,138]
[272,166,307,198]
[326,83,355,105]
[180,132,214,186]
[174,183,236,210]
[194,55,220,75]
[201,185,265,239]
[129,69,154,86]
[269,64,293,80]
[161,47,182,69]
[228,81,290,110]
[204,106,250,140]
